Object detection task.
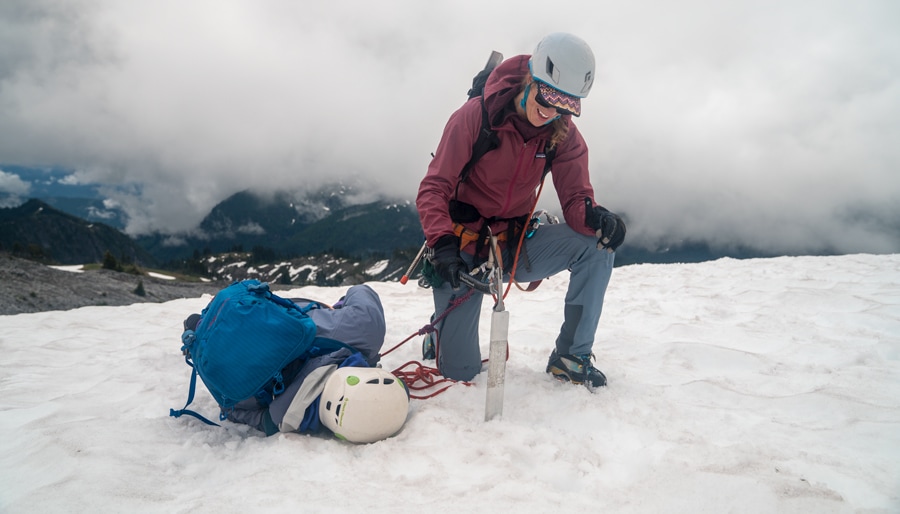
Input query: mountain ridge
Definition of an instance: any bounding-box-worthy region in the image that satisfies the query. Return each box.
[2,182,822,278]
[0,199,157,266]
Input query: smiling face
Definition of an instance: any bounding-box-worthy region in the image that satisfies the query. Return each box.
[516,81,562,127]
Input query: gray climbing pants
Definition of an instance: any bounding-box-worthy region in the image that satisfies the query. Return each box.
[431,222,615,381]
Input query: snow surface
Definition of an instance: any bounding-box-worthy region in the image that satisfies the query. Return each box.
[1,254,898,513]
[48,264,84,273]
[365,259,391,277]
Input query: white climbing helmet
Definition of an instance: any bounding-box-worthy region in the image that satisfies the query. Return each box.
[530,32,596,98]
[319,367,409,444]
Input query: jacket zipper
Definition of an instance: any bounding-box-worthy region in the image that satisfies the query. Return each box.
[499,142,536,217]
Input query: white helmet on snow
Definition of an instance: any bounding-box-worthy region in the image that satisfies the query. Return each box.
[319,367,409,444]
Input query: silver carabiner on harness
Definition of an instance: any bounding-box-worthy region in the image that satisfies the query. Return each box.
[525,209,560,238]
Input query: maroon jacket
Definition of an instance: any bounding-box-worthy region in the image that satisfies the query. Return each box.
[416,54,597,248]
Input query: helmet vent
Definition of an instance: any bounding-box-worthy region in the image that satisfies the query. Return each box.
[318,367,410,443]
[545,58,560,84]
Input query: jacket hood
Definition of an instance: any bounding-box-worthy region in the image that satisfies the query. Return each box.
[482,54,566,139]
[482,54,529,120]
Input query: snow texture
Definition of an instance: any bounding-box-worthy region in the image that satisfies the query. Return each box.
[1,254,898,513]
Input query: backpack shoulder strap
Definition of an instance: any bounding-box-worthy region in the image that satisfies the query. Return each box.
[457,51,503,185]
[458,97,499,185]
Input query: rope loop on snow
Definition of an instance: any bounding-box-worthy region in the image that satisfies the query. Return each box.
[391,360,473,399]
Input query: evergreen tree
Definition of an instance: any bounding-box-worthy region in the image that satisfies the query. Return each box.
[102,251,122,271]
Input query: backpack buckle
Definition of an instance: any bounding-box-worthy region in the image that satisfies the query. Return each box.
[180,329,196,357]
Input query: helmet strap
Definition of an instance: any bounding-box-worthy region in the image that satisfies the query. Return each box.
[522,79,559,124]
[520,82,531,110]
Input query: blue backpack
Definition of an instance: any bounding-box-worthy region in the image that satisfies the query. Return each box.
[170,279,347,426]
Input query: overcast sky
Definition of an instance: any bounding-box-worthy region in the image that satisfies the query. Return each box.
[1,0,898,255]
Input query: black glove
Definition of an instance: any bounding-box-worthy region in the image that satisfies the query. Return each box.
[584,198,626,252]
[430,234,467,289]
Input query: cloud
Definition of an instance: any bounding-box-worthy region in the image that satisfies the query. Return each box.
[0,0,898,255]
[0,169,31,196]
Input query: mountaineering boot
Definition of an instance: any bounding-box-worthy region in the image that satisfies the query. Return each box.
[422,312,437,360]
[546,349,607,388]
[422,331,436,360]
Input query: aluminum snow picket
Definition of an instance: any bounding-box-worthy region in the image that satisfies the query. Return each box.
[484,307,508,421]
[484,235,507,421]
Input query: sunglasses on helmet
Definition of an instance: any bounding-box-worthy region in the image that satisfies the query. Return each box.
[534,81,581,117]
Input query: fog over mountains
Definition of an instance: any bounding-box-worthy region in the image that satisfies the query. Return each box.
[1,169,801,270]
[5,163,896,270]
[1,176,423,265]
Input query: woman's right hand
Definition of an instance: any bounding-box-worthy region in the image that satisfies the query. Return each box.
[430,235,467,289]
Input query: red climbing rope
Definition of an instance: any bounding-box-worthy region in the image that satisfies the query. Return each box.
[383,288,478,398]
[392,360,473,399]
[382,288,475,358]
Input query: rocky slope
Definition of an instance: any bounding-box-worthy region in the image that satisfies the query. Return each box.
[0,254,228,315]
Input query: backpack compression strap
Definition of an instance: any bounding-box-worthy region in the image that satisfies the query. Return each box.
[169,359,221,427]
